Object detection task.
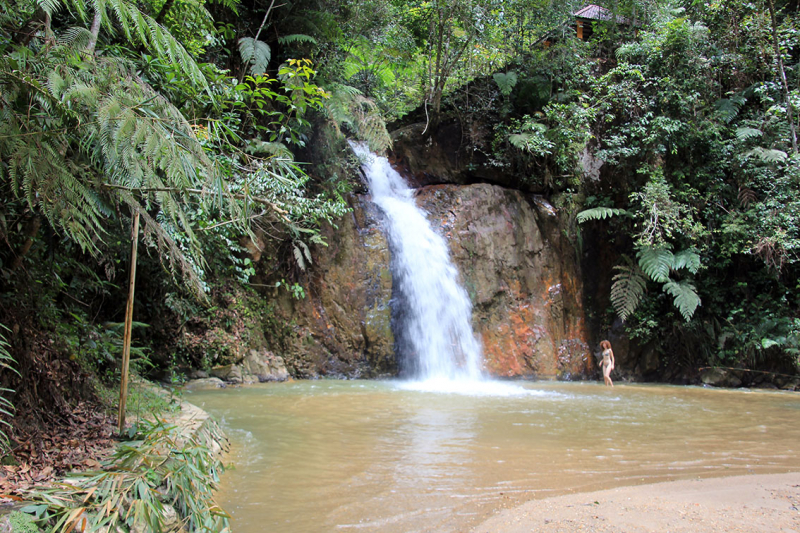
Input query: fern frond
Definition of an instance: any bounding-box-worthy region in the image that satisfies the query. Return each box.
[209,0,239,12]
[714,94,745,123]
[322,83,391,152]
[58,27,92,47]
[245,140,294,159]
[62,0,210,91]
[508,121,554,156]
[671,249,701,274]
[342,46,396,87]
[238,37,271,75]
[277,34,318,46]
[637,246,673,282]
[663,280,701,321]
[36,0,64,15]
[344,64,396,87]
[493,71,518,97]
[735,126,762,141]
[737,187,757,208]
[131,198,207,299]
[576,207,627,224]
[745,147,788,163]
[611,264,647,322]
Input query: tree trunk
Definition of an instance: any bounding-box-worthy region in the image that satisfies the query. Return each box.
[87,8,102,55]
[10,215,41,271]
[117,212,140,435]
[154,0,175,24]
[767,0,798,154]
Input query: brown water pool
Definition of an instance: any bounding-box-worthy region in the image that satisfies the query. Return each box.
[185,380,800,533]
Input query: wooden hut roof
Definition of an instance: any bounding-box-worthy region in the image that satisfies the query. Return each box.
[573,4,632,24]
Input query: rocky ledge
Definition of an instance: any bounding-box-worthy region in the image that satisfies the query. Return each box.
[189,349,290,385]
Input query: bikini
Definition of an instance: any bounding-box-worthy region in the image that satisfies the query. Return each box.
[602,348,613,374]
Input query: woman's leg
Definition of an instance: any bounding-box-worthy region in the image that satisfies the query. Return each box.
[603,364,612,386]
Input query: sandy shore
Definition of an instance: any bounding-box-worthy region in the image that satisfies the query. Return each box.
[474,472,800,532]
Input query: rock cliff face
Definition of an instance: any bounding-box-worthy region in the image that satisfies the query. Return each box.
[415,184,592,378]
[273,194,396,378]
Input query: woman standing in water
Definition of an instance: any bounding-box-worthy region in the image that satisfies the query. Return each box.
[600,340,615,387]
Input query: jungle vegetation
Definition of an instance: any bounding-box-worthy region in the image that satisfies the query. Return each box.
[0,0,799,510]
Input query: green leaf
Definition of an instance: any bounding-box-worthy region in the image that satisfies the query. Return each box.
[19,504,49,517]
[662,280,701,321]
[637,246,673,282]
[576,207,627,224]
[611,264,647,322]
[292,244,306,271]
[761,338,782,349]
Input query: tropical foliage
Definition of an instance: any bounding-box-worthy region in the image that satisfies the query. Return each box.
[471,0,800,373]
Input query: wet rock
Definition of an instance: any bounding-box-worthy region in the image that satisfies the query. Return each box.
[184,377,226,389]
[755,381,778,389]
[266,194,395,378]
[416,183,592,379]
[700,367,725,386]
[257,148,593,379]
[639,346,660,376]
[700,368,742,388]
[243,349,290,382]
[781,378,800,391]
[390,121,511,188]
[209,364,242,384]
[187,369,208,380]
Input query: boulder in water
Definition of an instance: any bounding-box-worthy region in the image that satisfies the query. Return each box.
[243,349,290,382]
[209,364,242,384]
[700,367,742,388]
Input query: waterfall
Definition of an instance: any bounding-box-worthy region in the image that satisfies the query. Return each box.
[351,142,484,384]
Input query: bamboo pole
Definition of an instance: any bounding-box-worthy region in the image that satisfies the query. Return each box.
[118,212,140,435]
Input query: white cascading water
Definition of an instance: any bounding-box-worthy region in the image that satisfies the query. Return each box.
[351,141,487,390]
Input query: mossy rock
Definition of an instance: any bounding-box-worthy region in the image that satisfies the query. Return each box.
[0,511,41,533]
